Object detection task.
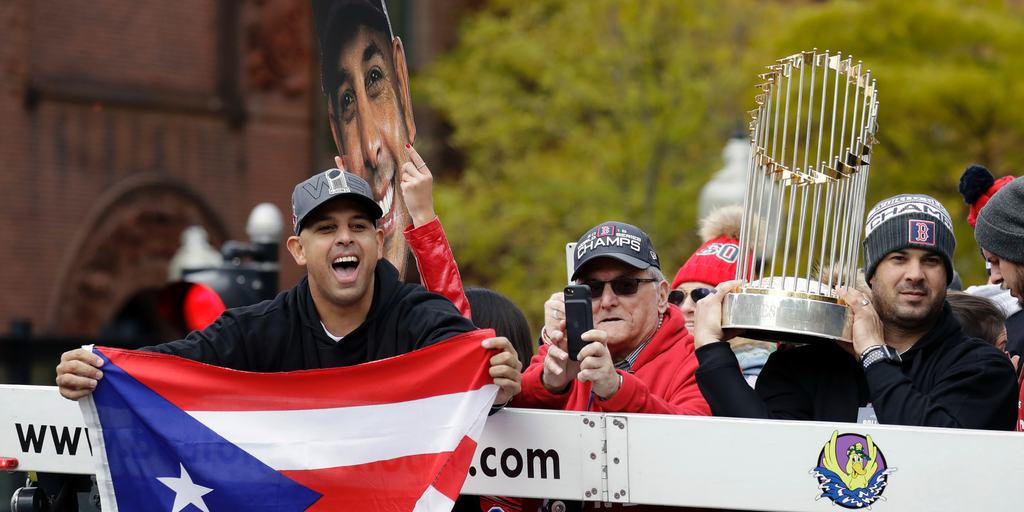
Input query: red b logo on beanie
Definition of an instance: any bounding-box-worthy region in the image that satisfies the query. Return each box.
[909,220,935,245]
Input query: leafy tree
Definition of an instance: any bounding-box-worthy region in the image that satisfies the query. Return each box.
[765,0,1024,288]
[418,0,767,326]
[419,0,1024,329]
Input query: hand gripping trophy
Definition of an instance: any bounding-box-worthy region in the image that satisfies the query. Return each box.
[722,50,880,344]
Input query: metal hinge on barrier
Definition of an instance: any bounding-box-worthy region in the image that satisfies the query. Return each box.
[606,416,630,502]
[579,414,630,503]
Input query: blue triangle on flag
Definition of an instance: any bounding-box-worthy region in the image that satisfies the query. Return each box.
[92,357,322,512]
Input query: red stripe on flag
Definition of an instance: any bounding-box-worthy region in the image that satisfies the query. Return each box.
[279,447,461,511]
[96,329,496,411]
[431,435,478,501]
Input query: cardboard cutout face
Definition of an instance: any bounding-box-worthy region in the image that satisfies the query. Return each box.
[313,0,415,278]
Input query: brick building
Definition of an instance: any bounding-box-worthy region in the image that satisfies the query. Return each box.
[0,0,479,365]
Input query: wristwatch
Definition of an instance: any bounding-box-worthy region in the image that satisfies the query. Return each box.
[860,345,901,371]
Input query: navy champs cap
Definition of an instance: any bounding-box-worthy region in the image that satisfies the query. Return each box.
[572,221,660,280]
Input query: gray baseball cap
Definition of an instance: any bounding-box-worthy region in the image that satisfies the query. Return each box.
[291,169,383,235]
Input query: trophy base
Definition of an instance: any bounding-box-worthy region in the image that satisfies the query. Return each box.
[722,289,851,345]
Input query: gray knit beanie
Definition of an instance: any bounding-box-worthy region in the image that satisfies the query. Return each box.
[863,194,956,285]
[975,177,1024,264]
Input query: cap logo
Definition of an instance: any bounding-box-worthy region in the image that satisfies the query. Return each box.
[325,169,350,194]
[576,230,643,259]
[909,220,935,245]
[597,225,616,237]
[864,195,952,237]
[696,242,740,263]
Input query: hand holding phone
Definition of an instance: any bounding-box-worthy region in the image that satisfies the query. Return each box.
[563,284,594,361]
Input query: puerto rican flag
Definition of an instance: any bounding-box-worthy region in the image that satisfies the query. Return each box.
[79,330,499,512]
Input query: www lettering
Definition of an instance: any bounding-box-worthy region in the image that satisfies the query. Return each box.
[15,424,92,456]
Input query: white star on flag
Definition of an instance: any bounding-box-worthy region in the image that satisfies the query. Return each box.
[157,463,213,512]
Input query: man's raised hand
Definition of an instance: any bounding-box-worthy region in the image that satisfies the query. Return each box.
[574,329,619,400]
[833,286,885,357]
[692,279,745,349]
[399,144,436,229]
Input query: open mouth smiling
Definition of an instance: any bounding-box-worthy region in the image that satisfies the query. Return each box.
[331,254,360,283]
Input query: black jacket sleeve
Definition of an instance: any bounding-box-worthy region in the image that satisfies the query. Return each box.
[695,342,779,419]
[866,349,1018,431]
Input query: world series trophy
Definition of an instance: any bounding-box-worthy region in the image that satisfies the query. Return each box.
[722,49,880,344]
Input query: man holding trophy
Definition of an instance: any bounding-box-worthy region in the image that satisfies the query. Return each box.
[688,50,1015,430]
[693,195,1017,430]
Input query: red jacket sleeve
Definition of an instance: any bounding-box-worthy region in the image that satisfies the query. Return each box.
[403,217,471,319]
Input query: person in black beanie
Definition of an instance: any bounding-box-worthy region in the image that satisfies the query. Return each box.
[693,194,1018,430]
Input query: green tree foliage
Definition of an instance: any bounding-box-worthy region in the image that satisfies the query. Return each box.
[418,0,766,326]
[765,0,1024,290]
[419,0,1024,328]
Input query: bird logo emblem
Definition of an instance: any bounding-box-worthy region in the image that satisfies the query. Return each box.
[810,431,898,509]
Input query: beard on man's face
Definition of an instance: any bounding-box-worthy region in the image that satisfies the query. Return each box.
[874,280,943,331]
[1008,264,1024,307]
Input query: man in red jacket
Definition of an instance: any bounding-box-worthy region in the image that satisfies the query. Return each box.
[516,221,710,416]
[504,222,708,511]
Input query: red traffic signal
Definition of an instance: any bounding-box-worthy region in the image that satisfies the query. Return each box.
[181,283,227,332]
[159,268,271,333]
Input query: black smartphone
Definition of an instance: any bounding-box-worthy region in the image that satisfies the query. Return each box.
[563,284,593,362]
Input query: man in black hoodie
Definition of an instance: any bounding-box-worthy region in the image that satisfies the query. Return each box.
[57,169,522,406]
[694,194,1017,430]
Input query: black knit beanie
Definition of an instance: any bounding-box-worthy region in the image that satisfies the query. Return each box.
[863,194,956,285]
[975,177,1024,264]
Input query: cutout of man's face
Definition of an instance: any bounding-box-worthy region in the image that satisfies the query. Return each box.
[327,24,415,277]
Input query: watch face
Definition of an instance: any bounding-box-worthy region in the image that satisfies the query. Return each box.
[881,345,902,363]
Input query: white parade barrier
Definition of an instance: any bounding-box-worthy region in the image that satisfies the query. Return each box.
[2,384,1021,511]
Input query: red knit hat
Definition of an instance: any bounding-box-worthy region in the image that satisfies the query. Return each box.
[959,165,1015,228]
[672,205,759,289]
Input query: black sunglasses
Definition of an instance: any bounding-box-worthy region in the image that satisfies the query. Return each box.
[584,277,658,297]
[668,288,715,307]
